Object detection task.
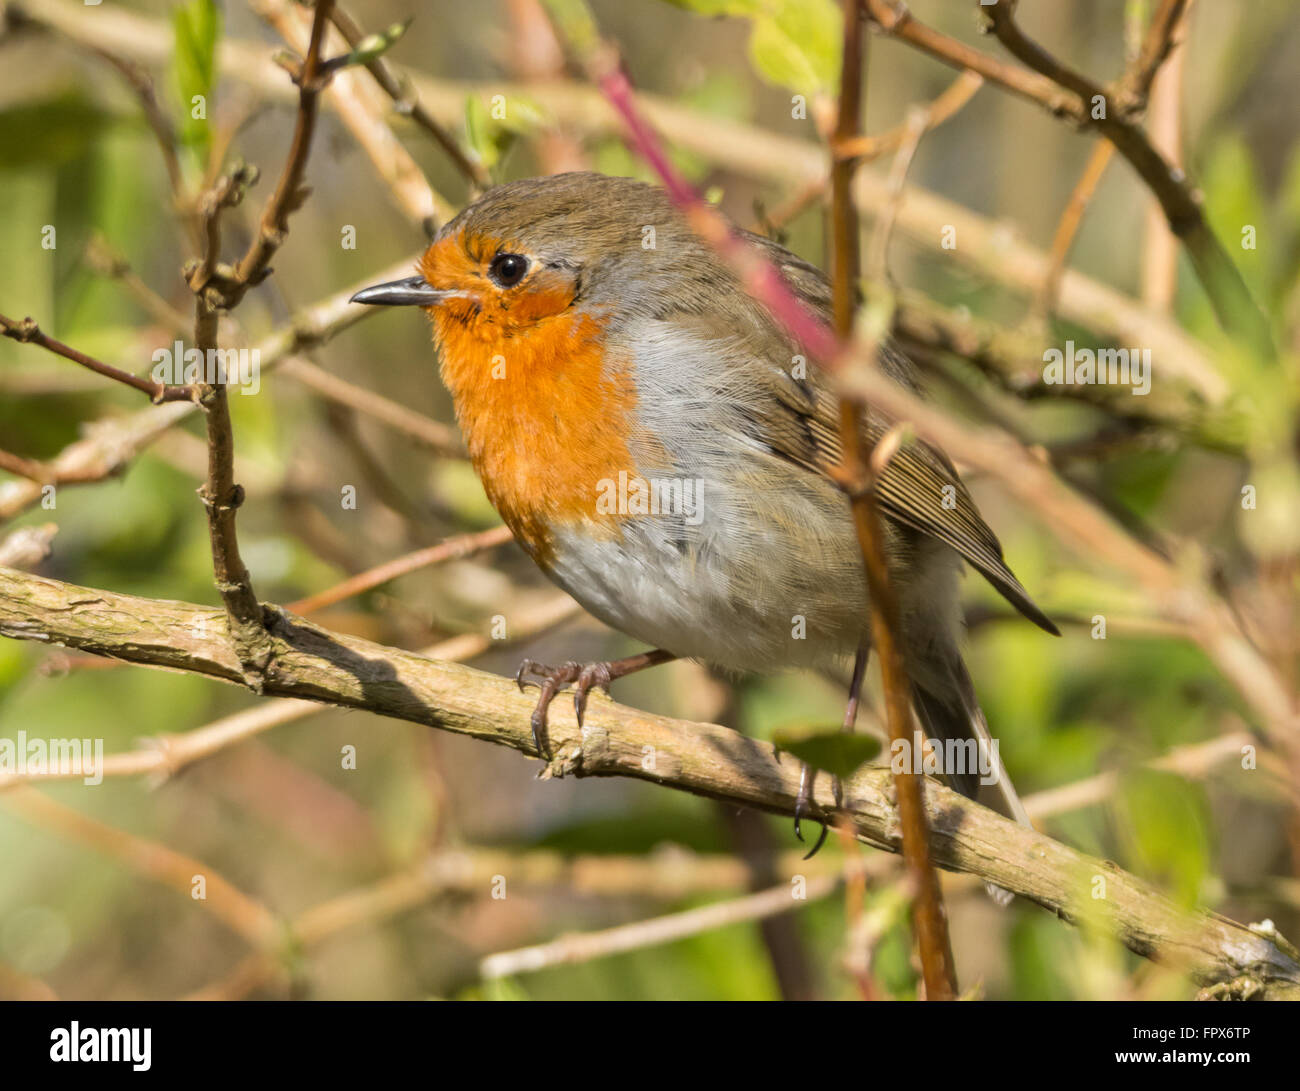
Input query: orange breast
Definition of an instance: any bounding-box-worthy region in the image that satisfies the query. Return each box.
[432,305,640,567]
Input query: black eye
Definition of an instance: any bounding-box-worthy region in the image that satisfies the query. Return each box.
[489,252,528,287]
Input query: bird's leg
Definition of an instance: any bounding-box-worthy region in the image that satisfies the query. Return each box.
[794,642,870,859]
[515,649,676,757]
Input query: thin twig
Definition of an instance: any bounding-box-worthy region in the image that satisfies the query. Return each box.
[284,525,513,616]
[2,787,278,946]
[1140,5,1188,312]
[479,874,841,980]
[0,259,417,523]
[180,1,338,683]
[278,356,465,457]
[834,69,983,161]
[261,0,454,232]
[1037,138,1118,318]
[0,312,194,403]
[755,69,983,237]
[328,3,490,192]
[864,0,1271,361]
[221,0,336,307]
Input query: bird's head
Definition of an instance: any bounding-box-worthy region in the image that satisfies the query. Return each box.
[349,171,697,339]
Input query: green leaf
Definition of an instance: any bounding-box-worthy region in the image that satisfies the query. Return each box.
[463,94,497,170]
[171,0,222,156]
[770,0,840,92]
[772,722,881,779]
[462,95,546,174]
[334,19,412,70]
[1114,769,1211,909]
[661,0,839,96]
[749,16,819,96]
[541,0,601,57]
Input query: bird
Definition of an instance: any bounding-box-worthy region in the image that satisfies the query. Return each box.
[351,170,1058,849]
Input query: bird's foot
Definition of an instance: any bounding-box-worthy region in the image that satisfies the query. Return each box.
[514,650,676,758]
[794,761,830,859]
[513,658,611,758]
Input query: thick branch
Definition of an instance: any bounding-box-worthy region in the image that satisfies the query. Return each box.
[0,566,1297,999]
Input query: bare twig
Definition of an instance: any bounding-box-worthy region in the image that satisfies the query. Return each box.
[834,69,983,162]
[284,525,513,616]
[864,0,1271,361]
[756,69,983,237]
[479,873,841,980]
[219,0,336,308]
[1117,0,1192,112]
[1037,138,1117,318]
[0,260,414,523]
[2,787,278,946]
[328,3,490,192]
[1140,6,1188,312]
[277,356,464,457]
[0,312,193,403]
[0,449,62,485]
[260,0,453,231]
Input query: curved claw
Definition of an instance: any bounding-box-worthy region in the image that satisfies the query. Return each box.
[572,663,613,727]
[529,707,548,758]
[800,821,829,860]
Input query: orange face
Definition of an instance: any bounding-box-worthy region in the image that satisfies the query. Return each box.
[410,228,642,567]
[416,228,582,339]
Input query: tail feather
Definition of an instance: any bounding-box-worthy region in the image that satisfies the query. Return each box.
[908,650,1032,830]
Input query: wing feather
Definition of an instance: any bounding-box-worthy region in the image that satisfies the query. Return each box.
[734,235,1058,635]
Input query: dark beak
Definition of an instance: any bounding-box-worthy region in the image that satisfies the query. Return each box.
[349,275,450,307]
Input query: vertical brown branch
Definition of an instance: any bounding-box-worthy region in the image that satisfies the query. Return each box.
[189,0,338,682]
[828,0,956,1001]
[1038,138,1117,318]
[230,0,336,296]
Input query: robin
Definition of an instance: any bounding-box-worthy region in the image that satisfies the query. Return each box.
[352,171,1058,848]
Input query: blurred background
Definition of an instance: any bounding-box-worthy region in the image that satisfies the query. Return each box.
[0,0,1297,1000]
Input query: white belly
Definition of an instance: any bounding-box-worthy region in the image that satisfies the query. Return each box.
[544,476,871,672]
